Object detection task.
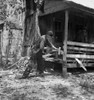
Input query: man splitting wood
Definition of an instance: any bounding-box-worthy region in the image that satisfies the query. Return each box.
[22,31,57,78]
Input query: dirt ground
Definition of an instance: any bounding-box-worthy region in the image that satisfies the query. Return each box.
[0,68,94,100]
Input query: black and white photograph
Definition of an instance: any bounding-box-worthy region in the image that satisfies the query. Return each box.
[0,0,94,100]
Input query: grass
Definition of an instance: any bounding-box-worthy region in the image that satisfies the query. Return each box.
[79,80,94,94]
[52,84,73,98]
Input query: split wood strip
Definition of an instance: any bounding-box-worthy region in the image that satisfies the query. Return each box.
[75,58,87,71]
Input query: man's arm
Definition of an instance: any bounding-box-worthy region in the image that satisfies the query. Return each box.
[48,40,64,55]
[40,35,45,50]
[48,39,57,50]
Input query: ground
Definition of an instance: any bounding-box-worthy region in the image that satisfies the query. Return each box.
[0,68,94,100]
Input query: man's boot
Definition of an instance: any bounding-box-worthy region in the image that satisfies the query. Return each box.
[22,66,31,79]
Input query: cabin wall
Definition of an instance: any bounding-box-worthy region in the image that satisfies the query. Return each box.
[39,15,53,35]
[53,12,65,45]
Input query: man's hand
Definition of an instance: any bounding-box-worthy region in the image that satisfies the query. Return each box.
[52,45,57,50]
[52,47,64,55]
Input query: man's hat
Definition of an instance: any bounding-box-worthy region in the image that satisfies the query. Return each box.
[47,31,53,36]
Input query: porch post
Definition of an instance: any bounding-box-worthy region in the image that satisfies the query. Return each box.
[62,10,69,78]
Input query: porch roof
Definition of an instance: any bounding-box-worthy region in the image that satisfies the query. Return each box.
[41,0,94,16]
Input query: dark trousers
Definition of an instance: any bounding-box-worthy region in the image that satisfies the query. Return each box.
[22,49,44,78]
[36,49,44,73]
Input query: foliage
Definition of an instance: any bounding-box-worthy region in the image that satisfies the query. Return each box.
[0,0,23,23]
[0,0,6,21]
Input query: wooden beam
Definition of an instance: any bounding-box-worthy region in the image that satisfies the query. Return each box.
[62,10,69,78]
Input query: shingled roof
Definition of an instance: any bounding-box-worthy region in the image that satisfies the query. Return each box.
[42,0,94,15]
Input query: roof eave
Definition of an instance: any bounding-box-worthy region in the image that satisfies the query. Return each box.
[67,1,94,15]
[40,1,94,16]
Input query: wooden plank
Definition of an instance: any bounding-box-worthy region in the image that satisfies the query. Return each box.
[67,41,94,48]
[62,10,69,78]
[67,46,94,52]
[67,54,94,59]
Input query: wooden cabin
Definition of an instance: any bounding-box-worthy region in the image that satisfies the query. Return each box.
[39,0,94,75]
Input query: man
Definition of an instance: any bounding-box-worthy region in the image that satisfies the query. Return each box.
[22,31,57,78]
[36,31,57,75]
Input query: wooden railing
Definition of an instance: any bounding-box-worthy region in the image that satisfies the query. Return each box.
[67,41,94,68]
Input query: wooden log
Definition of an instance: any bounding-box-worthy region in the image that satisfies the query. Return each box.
[67,59,94,63]
[67,46,94,52]
[67,50,85,54]
[67,41,94,48]
[62,10,69,78]
[67,63,94,68]
[67,52,94,55]
[67,54,94,59]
